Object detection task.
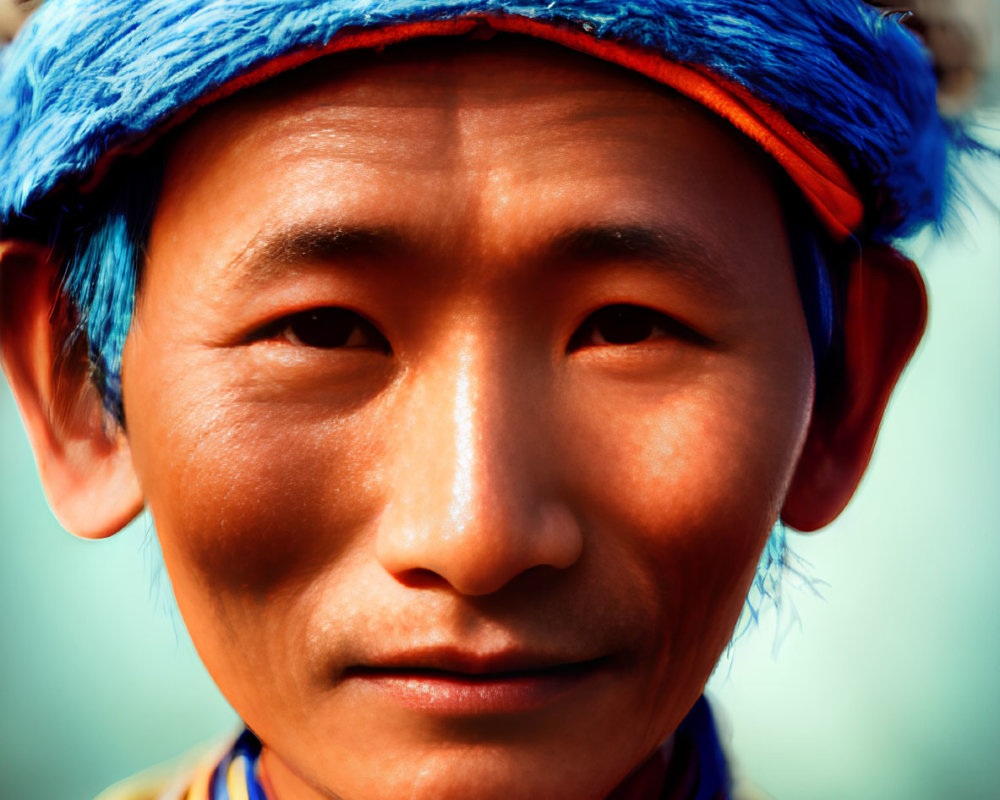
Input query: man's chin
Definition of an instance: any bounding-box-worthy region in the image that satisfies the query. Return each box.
[260,734,661,800]
[255,672,676,800]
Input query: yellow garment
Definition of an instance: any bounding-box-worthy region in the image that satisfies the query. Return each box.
[93,739,231,800]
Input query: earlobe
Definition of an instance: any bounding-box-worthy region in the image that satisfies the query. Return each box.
[782,245,928,531]
[0,240,144,538]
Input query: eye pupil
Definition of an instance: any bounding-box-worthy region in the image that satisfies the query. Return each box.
[290,309,358,348]
[595,306,655,344]
[279,307,389,352]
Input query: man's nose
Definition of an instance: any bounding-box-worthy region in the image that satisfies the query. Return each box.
[375,333,583,596]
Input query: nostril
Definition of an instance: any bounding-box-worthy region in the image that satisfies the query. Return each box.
[375,495,585,596]
[391,566,453,590]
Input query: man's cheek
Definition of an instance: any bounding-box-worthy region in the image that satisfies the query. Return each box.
[567,387,782,519]
[562,384,788,598]
[142,405,385,600]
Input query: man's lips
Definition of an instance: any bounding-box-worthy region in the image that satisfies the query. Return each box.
[341,650,609,715]
[350,646,603,675]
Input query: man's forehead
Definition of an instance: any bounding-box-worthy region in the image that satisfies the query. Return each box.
[149,37,791,315]
[164,35,773,222]
[181,34,714,170]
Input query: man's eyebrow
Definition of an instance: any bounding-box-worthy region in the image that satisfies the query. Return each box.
[544,224,736,301]
[227,222,738,300]
[228,223,406,285]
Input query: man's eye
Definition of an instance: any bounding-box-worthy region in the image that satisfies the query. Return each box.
[270,308,390,352]
[567,304,704,351]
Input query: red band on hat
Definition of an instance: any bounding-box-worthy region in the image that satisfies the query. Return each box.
[489,15,864,239]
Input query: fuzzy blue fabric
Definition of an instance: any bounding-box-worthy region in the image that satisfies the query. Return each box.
[0,0,952,242]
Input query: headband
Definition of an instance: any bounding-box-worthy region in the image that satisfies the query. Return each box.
[0,0,953,243]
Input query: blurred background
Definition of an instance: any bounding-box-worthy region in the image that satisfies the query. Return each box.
[2,1,999,798]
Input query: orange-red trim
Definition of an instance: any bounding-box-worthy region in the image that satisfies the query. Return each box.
[88,14,864,240]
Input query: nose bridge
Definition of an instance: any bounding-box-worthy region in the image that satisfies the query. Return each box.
[445,329,522,539]
[376,326,582,595]
[448,332,485,534]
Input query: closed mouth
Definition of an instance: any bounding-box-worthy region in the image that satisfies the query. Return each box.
[344,657,603,681]
[341,655,609,714]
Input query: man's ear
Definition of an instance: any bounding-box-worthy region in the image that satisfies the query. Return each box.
[782,245,928,531]
[0,240,143,538]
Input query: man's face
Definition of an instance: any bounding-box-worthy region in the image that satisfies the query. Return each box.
[121,39,814,800]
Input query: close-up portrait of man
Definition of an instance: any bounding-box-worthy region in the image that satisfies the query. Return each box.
[0,1,997,799]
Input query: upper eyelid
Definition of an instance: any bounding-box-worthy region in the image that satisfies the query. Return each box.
[247,305,359,332]
[244,303,709,351]
[244,306,384,346]
[572,304,711,344]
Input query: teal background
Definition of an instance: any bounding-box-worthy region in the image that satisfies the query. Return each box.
[2,129,999,800]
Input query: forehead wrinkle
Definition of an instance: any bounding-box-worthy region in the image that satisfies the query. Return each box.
[452,81,683,134]
[251,55,685,167]
[240,101,465,174]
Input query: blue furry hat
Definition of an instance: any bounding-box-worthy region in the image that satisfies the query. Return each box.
[0,0,953,240]
[0,0,958,415]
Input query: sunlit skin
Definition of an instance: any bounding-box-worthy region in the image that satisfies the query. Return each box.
[120,39,815,800]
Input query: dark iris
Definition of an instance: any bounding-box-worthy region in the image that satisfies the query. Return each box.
[568,304,667,351]
[592,305,657,344]
[282,308,389,351]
